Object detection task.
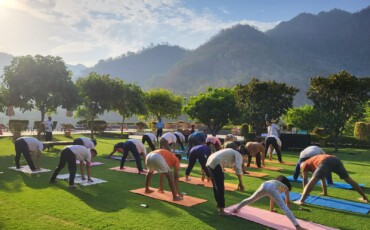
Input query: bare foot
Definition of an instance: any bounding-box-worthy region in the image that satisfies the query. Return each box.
[145,189,154,194]
[173,196,183,201]
[358,197,368,203]
[219,211,232,216]
[186,177,191,181]
[319,192,328,196]
[139,170,147,174]
[157,189,164,193]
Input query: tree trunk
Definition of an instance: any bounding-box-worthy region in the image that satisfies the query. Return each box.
[37,110,46,140]
[120,117,125,136]
[334,132,339,153]
[90,117,94,139]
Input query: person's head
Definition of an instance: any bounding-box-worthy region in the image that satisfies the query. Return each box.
[158,117,161,122]
[191,124,195,129]
[42,144,47,151]
[113,143,125,153]
[90,149,98,158]
[238,145,249,156]
[175,153,182,162]
[91,139,97,146]
[48,116,52,121]
[275,175,292,191]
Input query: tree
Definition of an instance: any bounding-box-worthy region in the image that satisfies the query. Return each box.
[234,78,298,135]
[283,105,321,132]
[76,72,115,138]
[0,55,79,138]
[111,79,147,136]
[145,88,183,120]
[183,87,239,136]
[307,70,370,152]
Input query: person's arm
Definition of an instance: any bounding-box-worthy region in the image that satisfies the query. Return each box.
[285,189,291,208]
[107,149,116,158]
[173,167,182,196]
[35,151,41,169]
[302,170,308,189]
[80,161,85,179]
[270,197,275,212]
[86,161,93,182]
[237,174,244,192]
[320,178,327,196]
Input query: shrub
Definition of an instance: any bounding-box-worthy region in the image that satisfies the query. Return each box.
[354,122,370,143]
[87,120,107,134]
[9,120,29,141]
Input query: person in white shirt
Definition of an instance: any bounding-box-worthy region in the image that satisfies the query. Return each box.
[14,137,45,171]
[73,137,97,149]
[108,139,147,173]
[44,116,53,141]
[265,135,283,163]
[49,145,97,188]
[142,133,157,151]
[266,120,280,138]
[159,132,178,153]
[206,148,247,216]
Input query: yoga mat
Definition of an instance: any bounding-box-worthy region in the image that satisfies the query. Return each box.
[75,161,105,166]
[109,166,154,175]
[0,172,3,174]
[248,164,284,171]
[179,176,238,191]
[225,204,338,230]
[9,166,51,174]
[266,160,296,166]
[56,174,107,186]
[181,156,188,161]
[286,176,365,190]
[282,192,370,214]
[180,163,188,168]
[224,168,268,178]
[110,156,136,161]
[130,187,207,207]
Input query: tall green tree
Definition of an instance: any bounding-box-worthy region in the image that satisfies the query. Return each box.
[76,72,115,138]
[283,105,321,132]
[234,78,298,135]
[183,87,239,136]
[307,70,370,152]
[111,79,147,136]
[145,88,183,120]
[0,55,79,137]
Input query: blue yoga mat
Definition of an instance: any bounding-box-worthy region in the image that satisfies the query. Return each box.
[286,175,365,190]
[281,192,370,214]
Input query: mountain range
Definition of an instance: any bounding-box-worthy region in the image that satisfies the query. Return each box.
[1,6,370,124]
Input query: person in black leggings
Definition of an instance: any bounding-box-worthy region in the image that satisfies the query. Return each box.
[185,145,212,182]
[264,135,283,163]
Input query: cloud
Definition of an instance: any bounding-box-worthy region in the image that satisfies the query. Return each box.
[0,0,279,66]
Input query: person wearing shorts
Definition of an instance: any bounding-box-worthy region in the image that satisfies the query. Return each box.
[295,154,368,205]
[145,149,183,201]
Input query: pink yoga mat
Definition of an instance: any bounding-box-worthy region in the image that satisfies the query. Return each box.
[225,204,338,230]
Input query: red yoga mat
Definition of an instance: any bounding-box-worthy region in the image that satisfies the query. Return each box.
[223,168,268,178]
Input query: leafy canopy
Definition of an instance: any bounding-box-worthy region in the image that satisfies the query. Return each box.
[183,87,239,135]
[145,88,183,120]
[283,105,321,132]
[307,70,370,151]
[234,78,298,134]
[1,55,79,121]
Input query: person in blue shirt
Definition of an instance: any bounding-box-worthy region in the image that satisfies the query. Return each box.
[156,118,164,139]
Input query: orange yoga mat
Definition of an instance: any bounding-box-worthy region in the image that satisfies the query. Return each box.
[224,168,268,178]
[109,166,154,175]
[248,164,283,171]
[130,187,207,207]
[266,160,296,166]
[225,204,338,230]
[179,176,238,191]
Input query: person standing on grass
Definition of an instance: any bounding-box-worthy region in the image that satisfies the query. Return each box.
[50,145,97,188]
[266,120,280,138]
[295,154,369,205]
[206,148,247,216]
[73,137,97,149]
[185,145,212,182]
[142,132,157,151]
[156,118,164,139]
[206,136,222,152]
[292,146,333,184]
[264,135,283,163]
[233,175,306,230]
[108,139,147,173]
[44,116,53,141]
[14,137,45,171]
[145,149,183,201]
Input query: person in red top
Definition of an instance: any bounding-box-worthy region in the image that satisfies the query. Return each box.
[295,154,368,205]
[145,149,183,201]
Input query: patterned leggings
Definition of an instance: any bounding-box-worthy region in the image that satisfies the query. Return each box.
[235,182,299,226]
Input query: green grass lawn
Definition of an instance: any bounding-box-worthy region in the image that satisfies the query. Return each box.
[0,134,369,230]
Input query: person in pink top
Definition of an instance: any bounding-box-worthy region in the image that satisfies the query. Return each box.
[206,136,222,151]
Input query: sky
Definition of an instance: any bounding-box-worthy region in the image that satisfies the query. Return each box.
[1,0,369,67]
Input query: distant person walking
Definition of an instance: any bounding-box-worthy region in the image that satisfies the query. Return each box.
[44,116,53,141]
[156,118,164,139]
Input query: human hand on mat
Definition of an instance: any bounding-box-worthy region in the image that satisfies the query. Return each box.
[294,200,305,205]
[232,208,239,213]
